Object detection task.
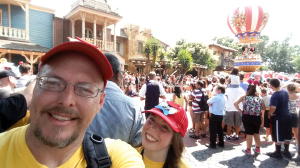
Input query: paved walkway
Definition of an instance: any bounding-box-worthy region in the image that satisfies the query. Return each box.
[183,137,299,168]
[132,93,300,168]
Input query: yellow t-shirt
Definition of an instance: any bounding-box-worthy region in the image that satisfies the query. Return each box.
[135,147,190,168]
[174,94,185,107]
[0,125,145,168]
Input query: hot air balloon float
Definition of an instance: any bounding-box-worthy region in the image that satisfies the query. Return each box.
[227,5,269,72]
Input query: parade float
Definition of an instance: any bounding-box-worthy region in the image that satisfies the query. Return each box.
[227,5,269,80]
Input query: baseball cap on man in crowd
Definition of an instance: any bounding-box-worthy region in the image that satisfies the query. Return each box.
[0,70,18,79]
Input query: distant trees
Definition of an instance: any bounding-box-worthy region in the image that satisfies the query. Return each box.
[167,39,217,69]
[143,37,162,73]
[213,35,300,73]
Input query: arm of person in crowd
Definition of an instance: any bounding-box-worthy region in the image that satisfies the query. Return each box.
[261,99,266,115]
[184,95,188,111]
[234,95,244,113]
[172,94,176,102]
[268,94,277,118]
[0,94,28,133]
[139,84,146,101]
[268,106,276,118]
[207,96,216,107]
[159,83,166,99]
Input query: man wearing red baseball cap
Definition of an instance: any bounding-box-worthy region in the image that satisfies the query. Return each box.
[0,40,144,167]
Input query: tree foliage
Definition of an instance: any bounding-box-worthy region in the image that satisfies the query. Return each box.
[150,38,162,70]
[264,36,295,73]
[167,39,217,69]
[143,39,152,73]
[292,55,300,72]
[213,35,299,73]
[177,49,193,73]
[177,49,193,82]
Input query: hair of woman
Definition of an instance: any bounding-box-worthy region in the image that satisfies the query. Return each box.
[174,86,181,98]
[231,67,239,75]
[246,84,258,97]
[165,132,185,168]
[287,83,297,93]
[189,82,196,90]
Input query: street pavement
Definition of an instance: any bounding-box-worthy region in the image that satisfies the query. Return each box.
[132,93,300,168]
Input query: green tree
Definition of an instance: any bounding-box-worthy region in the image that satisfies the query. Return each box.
[150,38,162,70]
[143,39,152,73]
[167,39,216,69]
[264,36,295,73]
[292,55,300,72]
[177,49,193,82]
[187,42,217,69]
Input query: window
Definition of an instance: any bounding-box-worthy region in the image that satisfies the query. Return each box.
[137,68,143,73]
[138,42,143,54]
[116,42,120,52]
[85,28,93,38]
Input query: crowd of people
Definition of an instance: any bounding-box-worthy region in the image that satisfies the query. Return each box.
[136,67,300,160]
[0,39,300,167]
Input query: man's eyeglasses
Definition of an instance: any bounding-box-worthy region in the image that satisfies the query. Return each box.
[37,77,103,98]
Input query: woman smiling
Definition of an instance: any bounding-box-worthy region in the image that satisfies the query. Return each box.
[136,101,190,168]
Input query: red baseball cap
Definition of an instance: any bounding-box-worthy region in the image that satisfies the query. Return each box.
[143,101,188,137]
[39,39,113,87]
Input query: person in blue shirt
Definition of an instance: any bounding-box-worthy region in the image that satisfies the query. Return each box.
[266,78,292,159]
[239,73,248,92]
[205,84,227,149]
[88,53,144,147]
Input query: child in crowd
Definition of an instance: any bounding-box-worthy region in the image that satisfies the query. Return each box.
[228,67,240,88]
[136,101,190,168]
[261,88,271,141]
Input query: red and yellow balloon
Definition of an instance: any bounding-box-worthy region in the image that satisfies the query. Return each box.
[227,5,269,44]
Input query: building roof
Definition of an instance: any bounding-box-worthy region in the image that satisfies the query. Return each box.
[209,43,238,52]
[70,0,122,17]
[0,41,50,53]
[153,37,169,48]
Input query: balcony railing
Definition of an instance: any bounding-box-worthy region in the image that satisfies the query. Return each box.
[0,26,26,40]
[71,0,117,14]
[86,38,114,52]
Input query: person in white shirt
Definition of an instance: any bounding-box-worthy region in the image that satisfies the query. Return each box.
[228,67,240,88]
[16,63,32,88]
[224,81,245,141]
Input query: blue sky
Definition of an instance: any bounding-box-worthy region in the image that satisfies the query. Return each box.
[31,0,300,47]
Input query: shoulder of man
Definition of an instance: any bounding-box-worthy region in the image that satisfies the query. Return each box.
[104,138,144,167]
[84,134,144,168]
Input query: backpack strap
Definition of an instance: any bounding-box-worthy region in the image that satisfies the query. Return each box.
[83,131,112,168]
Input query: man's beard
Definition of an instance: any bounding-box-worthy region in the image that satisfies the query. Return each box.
[33,106,81,149]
